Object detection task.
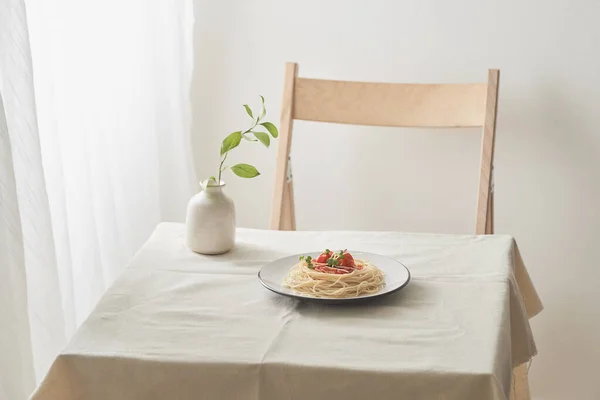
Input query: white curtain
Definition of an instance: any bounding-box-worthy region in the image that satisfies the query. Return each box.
[0,0,196,398]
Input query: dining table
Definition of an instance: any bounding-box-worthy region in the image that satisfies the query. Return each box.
[31,222,542,400]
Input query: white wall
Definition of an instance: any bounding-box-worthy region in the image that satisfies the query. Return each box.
[191,1,600,399]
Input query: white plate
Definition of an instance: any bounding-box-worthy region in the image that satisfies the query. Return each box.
[258,251,410,303]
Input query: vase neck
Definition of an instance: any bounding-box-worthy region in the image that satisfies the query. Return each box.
[203,186,225,196]
[199,179,226,195]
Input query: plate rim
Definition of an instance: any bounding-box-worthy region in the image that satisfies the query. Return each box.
[257,250,411,303]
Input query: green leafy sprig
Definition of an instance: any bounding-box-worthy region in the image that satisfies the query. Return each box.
[326,258,340,267]
[299,255,314,269]
[210,96,279,185]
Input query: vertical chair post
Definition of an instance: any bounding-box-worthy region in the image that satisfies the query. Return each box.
[486,191,494,234]
[270,62,298,230]
[476,69,500,235]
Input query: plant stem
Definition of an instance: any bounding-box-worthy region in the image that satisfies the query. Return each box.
[242,118,259,136]
[217,117,260,183]
[217,152,228,183]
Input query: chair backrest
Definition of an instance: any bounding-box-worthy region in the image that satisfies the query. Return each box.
[270,63,499,234]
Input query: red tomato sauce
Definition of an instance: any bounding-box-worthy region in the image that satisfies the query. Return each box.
[310,250,360,274]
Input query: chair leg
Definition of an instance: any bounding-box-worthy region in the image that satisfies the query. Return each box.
[280,180,296,231]
[486,191,494,234]
[510,363,531,400]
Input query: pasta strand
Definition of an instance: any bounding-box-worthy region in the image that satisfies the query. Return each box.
[284,260,385,298]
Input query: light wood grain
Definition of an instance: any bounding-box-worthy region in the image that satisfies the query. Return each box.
[511,363,532,400]
[281,181,296,230]
[270,62,297,230]
[294,78,488,128]
[486,191,494,234]
[475,69,499,234]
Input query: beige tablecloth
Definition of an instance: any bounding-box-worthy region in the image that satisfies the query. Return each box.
[32,223,542,400]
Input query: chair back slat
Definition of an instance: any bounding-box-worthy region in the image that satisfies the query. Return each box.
[293,78,488,128]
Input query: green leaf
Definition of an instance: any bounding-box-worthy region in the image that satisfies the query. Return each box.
[220,131,242,156]
[259,95,266,120]
[253,131,270,148]
[326,258,340,267]
[231,163,260,178]
[260,122,278,138]
[305,255,313,269]
[243,104,253,119]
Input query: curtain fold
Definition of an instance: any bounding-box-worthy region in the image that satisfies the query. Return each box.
[0,1,66,396]
[0,83,36,400]
[0,0,196,397]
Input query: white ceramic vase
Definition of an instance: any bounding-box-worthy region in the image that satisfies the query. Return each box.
[185,181,235,254]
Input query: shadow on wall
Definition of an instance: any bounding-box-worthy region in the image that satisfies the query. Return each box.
[497,81,599,237]
[498,82,600,398]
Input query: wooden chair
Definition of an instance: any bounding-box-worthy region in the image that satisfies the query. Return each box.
[270,62,499,235]
[269,63,532,399]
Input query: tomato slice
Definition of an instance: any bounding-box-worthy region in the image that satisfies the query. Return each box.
[312,250,357,272]
[338,251,355,267]
[315,250,332,263]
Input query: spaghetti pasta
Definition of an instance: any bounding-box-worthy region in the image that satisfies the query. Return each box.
[284,250,385,298]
